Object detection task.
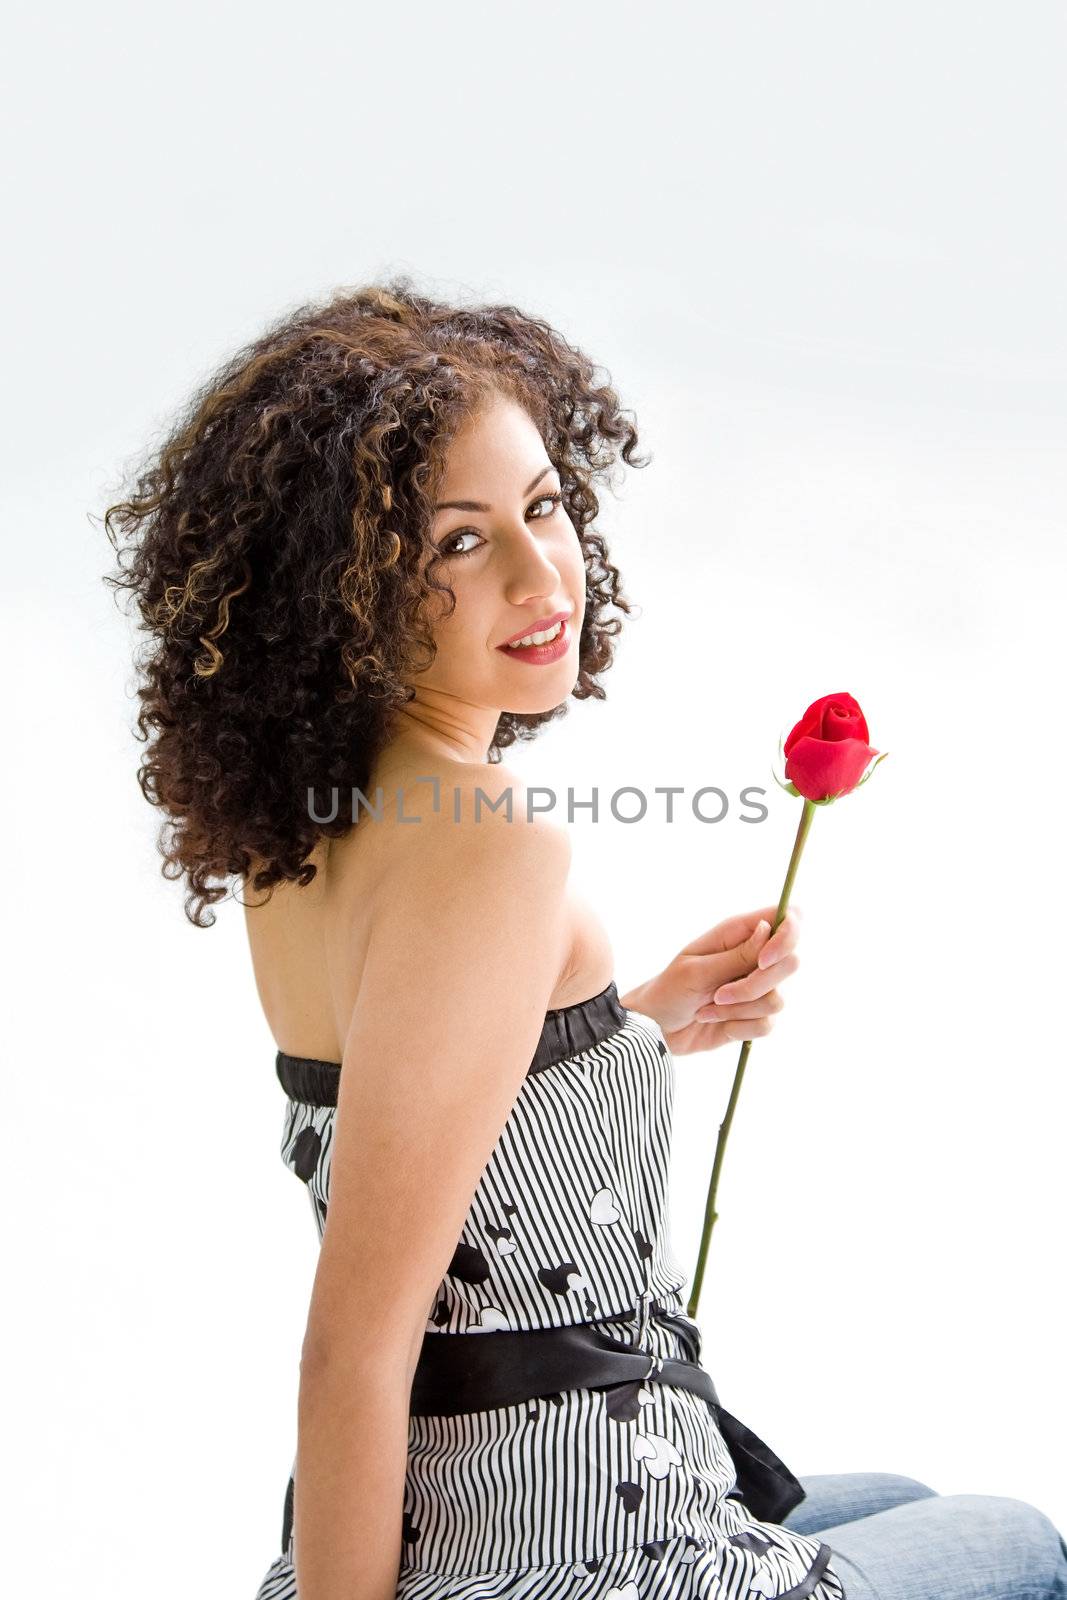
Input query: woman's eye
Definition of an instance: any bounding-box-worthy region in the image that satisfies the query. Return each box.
[438,492,563,559]
[439,530,483,559]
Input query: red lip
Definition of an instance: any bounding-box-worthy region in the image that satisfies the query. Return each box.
[496,610,572,649]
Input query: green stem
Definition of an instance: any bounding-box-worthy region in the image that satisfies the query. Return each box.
[686,797,817,1321]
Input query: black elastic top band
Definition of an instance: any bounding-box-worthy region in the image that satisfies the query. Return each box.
[275,980,628,1106]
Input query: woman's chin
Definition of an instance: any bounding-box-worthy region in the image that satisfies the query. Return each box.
[499,669,579,716]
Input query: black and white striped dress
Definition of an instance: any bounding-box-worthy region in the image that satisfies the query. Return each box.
[254,982,847,1600]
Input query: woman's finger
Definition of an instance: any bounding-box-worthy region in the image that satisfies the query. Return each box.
[712,952,799,1005]
[756,908,801,969]
[696,989,785,1022]
[716,1015,777,1042]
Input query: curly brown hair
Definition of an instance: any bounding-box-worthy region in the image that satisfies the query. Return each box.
[102,277,649,928]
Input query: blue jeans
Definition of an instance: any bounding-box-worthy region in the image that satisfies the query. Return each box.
[779,1471,1067,1599]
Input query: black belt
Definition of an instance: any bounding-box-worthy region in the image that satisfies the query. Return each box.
[279,1304,806,1555]
[409,1303,806,1528]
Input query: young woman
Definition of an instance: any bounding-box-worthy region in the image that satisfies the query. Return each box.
[104,281,1067,1600]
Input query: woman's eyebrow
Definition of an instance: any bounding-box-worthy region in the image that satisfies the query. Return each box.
[434,464,555,513]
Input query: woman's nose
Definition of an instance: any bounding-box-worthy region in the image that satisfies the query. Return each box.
[502,528,560,604]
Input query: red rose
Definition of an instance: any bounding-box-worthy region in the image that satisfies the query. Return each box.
[690,686,887,1315]
[783,692,879,803]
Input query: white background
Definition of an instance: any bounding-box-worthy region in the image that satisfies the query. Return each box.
[3,2,1064,1593]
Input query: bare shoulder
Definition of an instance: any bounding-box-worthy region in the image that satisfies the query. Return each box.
[383,756,571,891]
[320,757,572,1042]
[440,756,566,832]
[345,755,571,875]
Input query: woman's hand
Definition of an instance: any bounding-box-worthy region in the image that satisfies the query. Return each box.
[620,907,802,1057]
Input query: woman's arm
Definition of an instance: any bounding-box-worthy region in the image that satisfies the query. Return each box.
[294,782,572,1600]
[295,1350,418,1600]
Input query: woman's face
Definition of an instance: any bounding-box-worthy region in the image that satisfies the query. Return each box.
[408,391,586,728]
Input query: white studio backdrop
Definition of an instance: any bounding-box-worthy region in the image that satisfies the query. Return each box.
[2,3,1064,1595]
